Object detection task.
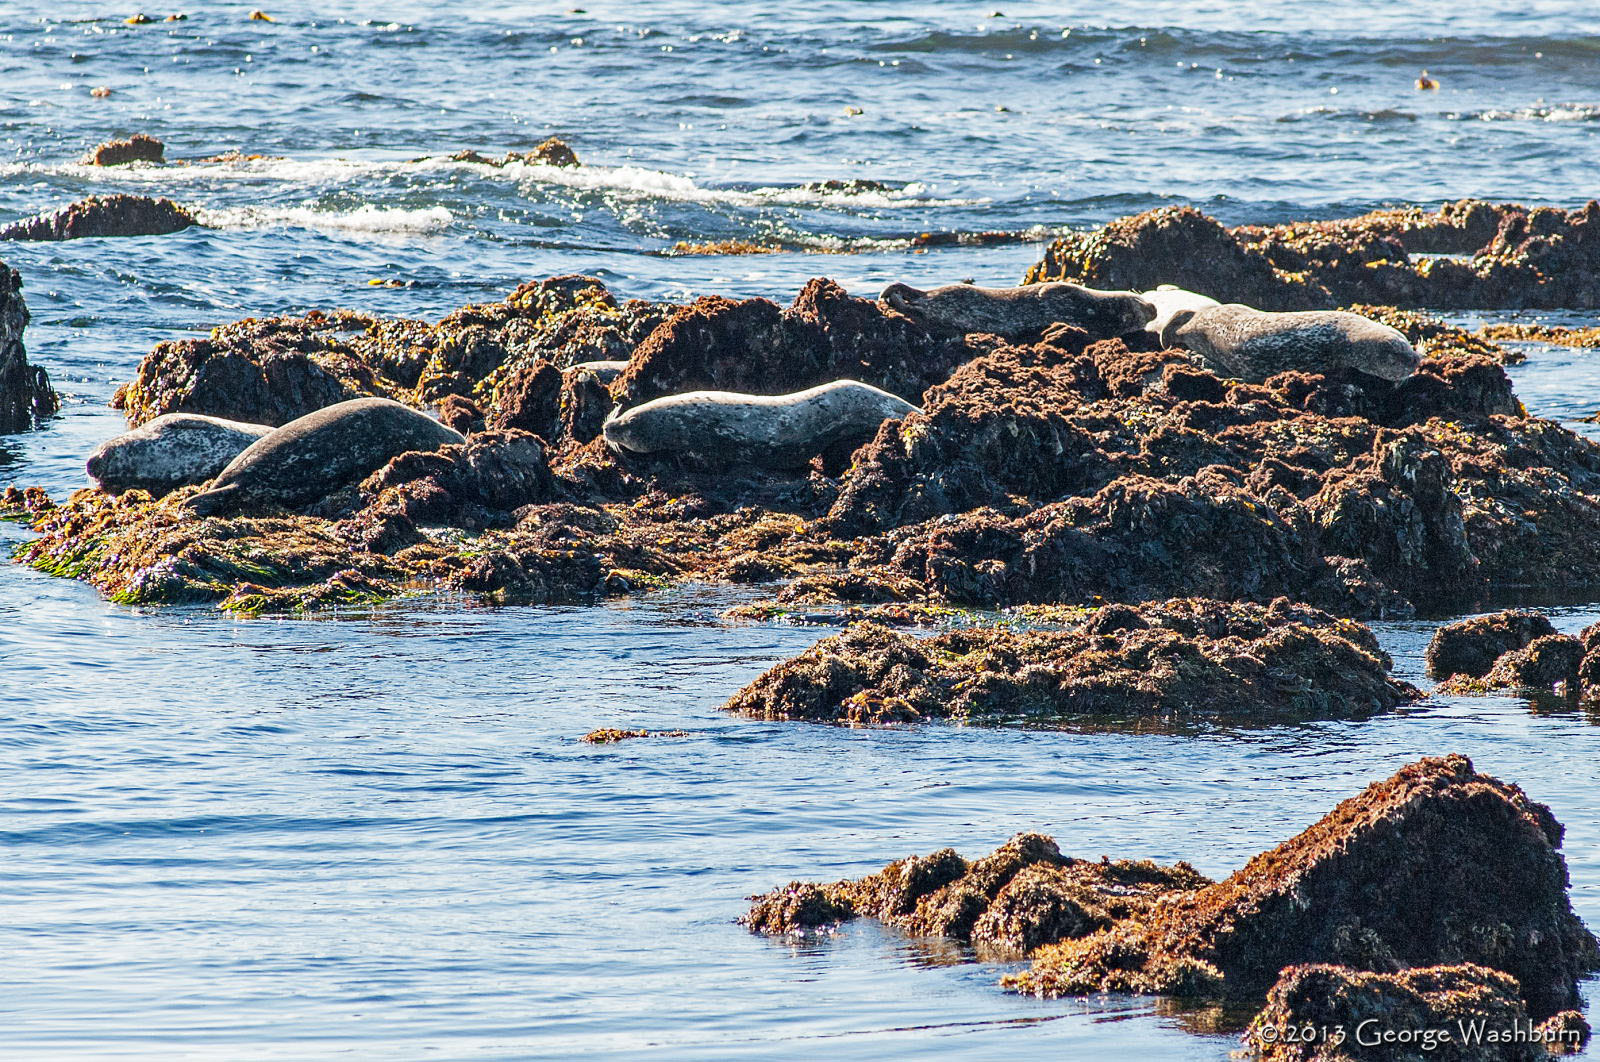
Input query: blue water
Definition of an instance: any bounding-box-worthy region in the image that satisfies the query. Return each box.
[6,2,1600,1058]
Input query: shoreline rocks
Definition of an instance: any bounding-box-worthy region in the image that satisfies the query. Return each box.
[80,134,165,166]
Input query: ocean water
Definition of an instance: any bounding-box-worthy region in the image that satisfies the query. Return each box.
[4,2,1600,1058]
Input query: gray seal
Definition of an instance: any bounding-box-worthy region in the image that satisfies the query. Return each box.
[603,379,918,468]
[87,413,273,495]
[185,397,465,515]
[879,281,1154,340]
[1140,285,1220,338]
[1164,304,1421,383]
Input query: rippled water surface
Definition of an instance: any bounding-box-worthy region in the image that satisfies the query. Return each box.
[6,2,1600,1058]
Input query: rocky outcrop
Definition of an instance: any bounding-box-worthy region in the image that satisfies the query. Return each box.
[746,757,1596,1023]
[743,833,1209,958]
[80,134,165,166]
[1246,964,1589,1060]
[1428,611,1560,680]
[1011,756,1597,1021]
[725,598,1418,725]
[1428,609,1600,701]
[0,261,58,432]
[617,277,972,410]
[0,194,195,241]
[1027,200,1600,310]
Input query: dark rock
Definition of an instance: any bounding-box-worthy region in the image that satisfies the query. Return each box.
[724,598,1417,725]
[0,194,195,241]
[1481,634,1585,695]
[0,260,57,432]
[1027,199,1600,310]
[1427,610,1558,680]
[1010,755,1598,1021]
[80,134,165,166]
[1245,963,1569,1061]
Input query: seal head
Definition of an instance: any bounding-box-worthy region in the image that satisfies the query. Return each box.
[87,413,273,495]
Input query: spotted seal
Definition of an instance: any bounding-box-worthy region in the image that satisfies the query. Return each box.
[185,397,465,515]
[603,379,918,468]
[879,280,1154,340]
[1164,304,1421,383]
[87,413,273,495]
[1139,284,1220,338]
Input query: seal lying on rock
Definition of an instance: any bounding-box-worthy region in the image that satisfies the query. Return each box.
[879,281,1154,341]
[1139,284,1219,337]
[185,397,465,515]
[87,413,272,495]
[603,380,918,469]
[568,359,629,383]
[1163,303,1421,383]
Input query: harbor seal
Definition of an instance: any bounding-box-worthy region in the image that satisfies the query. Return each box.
[878,281,1154,340]
[1164,304,1421,383]
[568,360,629,383]
[185,397,465,515]
[1139,284,1220,338]
[87,413,272,495]
[603,379,918,468]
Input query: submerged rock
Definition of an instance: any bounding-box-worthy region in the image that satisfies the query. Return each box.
[0,194,196,241]
[725,598,1417,725]
[0,260,58,433]
[1245,964,1588,1061]
[80,134,165,166]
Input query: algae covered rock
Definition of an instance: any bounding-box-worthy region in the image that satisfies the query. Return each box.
[1427,611,1559,680]
[742,831,1209,957]
[1010,755,1597,1021]
[1028,200,1600,310]
[724,598,1417,725]
[80,134,165,166]
[1244,963,1586,1061]
[0,194,195,241]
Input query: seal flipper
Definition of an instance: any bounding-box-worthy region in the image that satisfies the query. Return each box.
[184,481,240,517]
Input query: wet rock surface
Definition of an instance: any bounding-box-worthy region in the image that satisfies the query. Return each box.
[1028,200,1600,311]
[1429,609,1600,701]
[747,757,1597,1029]
[1245,964,1589,1061]
[80,133,165,166]
[0,260,58,433]
[724,598,1418,725]
[0,194,196,241]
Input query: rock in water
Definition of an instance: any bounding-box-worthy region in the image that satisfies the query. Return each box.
[1245,964,1588,1061]
[1011,755,1598,1020]
[185,397,466,515]
[602,379,918,469]
[0,194,197,241]
[1166,303,1421,383]
[86,413,273,495]
[80,134,166,166]
[0,260,58,433]
[878,280,1154,341]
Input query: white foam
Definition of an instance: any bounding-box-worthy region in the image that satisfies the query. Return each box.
[196,204,454,235]
[0,153,983,210]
